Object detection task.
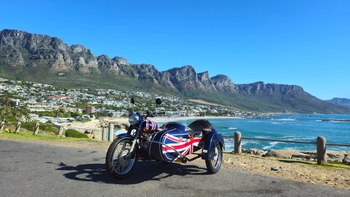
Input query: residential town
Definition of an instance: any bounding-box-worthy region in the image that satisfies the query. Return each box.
[0,78,250,124]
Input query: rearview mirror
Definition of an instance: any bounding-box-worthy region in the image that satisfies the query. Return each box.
[156,98,162,105]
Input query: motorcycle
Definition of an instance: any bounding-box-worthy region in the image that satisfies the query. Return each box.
[105,98,225,179]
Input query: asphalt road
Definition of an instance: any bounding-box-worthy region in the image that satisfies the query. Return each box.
[0,139,349,197]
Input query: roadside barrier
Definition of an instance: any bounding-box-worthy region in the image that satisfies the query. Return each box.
[1,122,49,135]
[0,121,4,130]
[108,123,114,142]
[33,122,40,135]
[15,122,21,133]
[234,131,350,165]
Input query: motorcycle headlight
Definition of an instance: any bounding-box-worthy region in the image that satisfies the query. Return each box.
[128,113,140,126]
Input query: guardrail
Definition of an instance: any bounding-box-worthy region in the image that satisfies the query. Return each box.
[1,121,114,141]
[233,131,350,165]
[2,121,53,135]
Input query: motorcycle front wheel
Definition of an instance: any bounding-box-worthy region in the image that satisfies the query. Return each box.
[205,141,223,174]
[106,137,138,179]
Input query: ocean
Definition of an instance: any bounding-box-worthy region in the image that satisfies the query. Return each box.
[179,114,350,152]
[115,114,350,152]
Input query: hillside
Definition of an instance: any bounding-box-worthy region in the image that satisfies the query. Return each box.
[1,29,350,114]
[326,98,350,108]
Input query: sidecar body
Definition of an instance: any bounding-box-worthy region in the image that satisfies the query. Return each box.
[148,120,224,163]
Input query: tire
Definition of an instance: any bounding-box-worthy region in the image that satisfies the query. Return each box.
[105,137,138,179]
[205,141,223,174]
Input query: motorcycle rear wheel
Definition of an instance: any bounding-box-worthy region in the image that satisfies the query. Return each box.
[106,137,138,179]
[205,141,223,174]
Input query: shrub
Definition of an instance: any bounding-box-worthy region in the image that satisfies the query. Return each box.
[65,129,89,138]
[39,123,59,133]
[20,122,36,131]
[20,122,59,134]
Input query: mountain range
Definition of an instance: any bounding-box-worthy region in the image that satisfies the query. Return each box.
[1,29,349,114]
[326,98,350,108]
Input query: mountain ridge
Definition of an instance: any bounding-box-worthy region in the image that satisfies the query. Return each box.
[326,98,350,108]
[1,29,349,114]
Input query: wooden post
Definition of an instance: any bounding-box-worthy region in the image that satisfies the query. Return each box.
[33,122,40,135]
[57,126,64,136]
[101,127,105,141]
[317,136,326,165]
[14,122,21,133]
[0,121,5,130]
[234,131,242,154]
[108,123,114,142]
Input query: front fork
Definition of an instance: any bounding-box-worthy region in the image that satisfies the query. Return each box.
[128,138,138,157]
[127,128,139,158]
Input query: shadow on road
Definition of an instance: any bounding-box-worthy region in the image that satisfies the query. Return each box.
[52,160,209,184]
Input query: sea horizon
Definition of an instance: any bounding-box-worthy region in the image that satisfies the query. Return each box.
[204,114,350,152]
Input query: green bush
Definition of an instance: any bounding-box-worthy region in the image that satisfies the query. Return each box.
[39,123,59,133]
[20,122,36,131]
[20,122,59,134]
[65,129,89,138]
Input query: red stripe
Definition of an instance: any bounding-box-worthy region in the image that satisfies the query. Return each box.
[162,137,201,155]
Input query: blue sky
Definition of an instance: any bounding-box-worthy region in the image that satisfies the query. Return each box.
[1,0,349,100]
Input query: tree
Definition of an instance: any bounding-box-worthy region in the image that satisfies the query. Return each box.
[1,95,11,106]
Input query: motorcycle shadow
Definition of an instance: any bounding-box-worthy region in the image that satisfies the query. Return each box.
[119,161,209,184]
[55,160,208,184]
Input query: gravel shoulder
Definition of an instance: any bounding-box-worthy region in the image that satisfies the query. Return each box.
[222,152,350,190]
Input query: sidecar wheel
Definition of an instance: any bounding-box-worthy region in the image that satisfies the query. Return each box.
[205,141,222,174]
[106,137,138,179]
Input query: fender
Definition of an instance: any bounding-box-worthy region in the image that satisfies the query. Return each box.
[116,133,135,140]
[201,130,225,160]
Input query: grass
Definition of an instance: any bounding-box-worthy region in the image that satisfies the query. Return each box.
[312,161,350,170]
[0,130,96,143]
[278,158,350,170]
[65,129,89,138]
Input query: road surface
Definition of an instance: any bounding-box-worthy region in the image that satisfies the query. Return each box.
[0,139,348,196]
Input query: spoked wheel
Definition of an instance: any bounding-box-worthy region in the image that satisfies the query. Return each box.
[106,137,138,179]
[205,141,223,174]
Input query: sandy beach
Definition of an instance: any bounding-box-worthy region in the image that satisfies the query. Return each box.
[60,116,240,131]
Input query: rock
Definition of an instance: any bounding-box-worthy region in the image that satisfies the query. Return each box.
[271,167,279,171]
[243,148,266,156]
[211,74,236,94]
[263,150,305,159]
[26,62,36,67]
[343,155,350,165]
[327,152,345,162]
[293,152,317,161]
[3,128,11,133]
[224,157,232,164]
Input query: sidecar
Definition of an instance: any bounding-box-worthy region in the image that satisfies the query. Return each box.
[148,119,225,173]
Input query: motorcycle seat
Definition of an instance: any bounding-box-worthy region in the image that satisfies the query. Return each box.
[186,119,213,136]
[185,127,203,137]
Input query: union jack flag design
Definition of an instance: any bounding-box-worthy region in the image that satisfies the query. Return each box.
[160,131,201,161]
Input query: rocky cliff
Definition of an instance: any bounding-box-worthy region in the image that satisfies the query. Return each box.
[326,98,350,108]
[1,29,349,113]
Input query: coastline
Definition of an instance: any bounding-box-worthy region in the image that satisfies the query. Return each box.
[60,116,350,153]
[60,115,240,131]
[2,115,349,190]
[60,116,350,164]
